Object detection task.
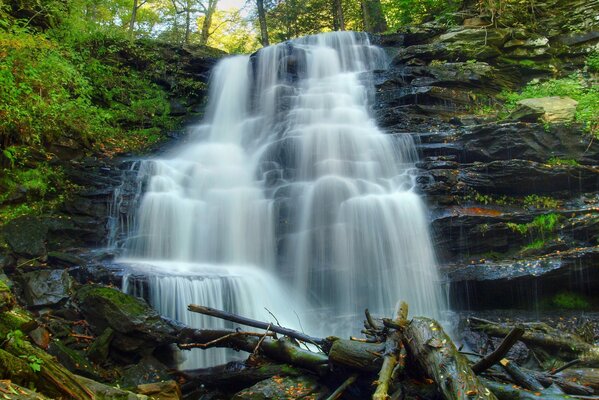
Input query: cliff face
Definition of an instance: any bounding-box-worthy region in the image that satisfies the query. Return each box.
[373,0,599,309]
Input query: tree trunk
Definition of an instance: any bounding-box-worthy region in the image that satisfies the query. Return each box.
[361,0,387,33]
[256,0,269,46]
[129,0,138,34]
[199,0,218,45]
[332,0,345,30]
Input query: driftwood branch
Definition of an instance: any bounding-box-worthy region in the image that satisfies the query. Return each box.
[326,374,358,400]
[472,326,524,374]
[187,304,326,346]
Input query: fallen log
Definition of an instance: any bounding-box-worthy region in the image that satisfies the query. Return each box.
[328,339,384,372]
[526,369,595,396]
[187,304,326,346]
[178,328,328,373]
[481,378,574,400]
[469,317,599,365]
[403,317,498,400]
[326,373,358,400]
[556,368,599,392]
[3,336,94,400]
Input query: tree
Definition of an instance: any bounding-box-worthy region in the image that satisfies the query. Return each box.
[332,0,344,30]
[169,0,219,44]
[361,0,386,32]
[256,0,269,46]
[129,0,147,34]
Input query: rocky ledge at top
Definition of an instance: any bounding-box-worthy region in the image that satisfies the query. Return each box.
[372,0,599,310]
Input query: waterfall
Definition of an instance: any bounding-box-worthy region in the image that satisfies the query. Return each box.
[118,31,446,367]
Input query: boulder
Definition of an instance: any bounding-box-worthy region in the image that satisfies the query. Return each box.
[20,269,73,307]
[28,326,51,349]
[438,28,508,47]
[74,285,177,355]
[231,375,328,400]
[87,327,114,363]
[2,216,47,258]
[75,375,147,400]
[510,96,578,123]
[137,381,181,400]
[119,356,172,387]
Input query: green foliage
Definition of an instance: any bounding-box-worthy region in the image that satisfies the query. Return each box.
[552,292,590,310]
[586,51,599,73]
[5,330,43,372]
[523,195,559,209]
[499,74,598,135]
[546,157,580,167]
[522,238,545,251]
[382,0,460,29]
[507,213,560,236]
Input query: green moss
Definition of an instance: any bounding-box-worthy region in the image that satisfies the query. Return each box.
[523,195,559,209]
[587,51,599,73]
[0,279,14,311]
[0,308,35,338]
[552,292,590,310]
[75,285,147,317]
[522,239,545,251]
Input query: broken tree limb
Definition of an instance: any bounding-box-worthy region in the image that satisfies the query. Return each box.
[403,317,498,400]
[556,368,599,392]
[372,301,408,400]
[472,327,524,374]
[187,304,326,346]
[326,373,358,400]
[499,358,544,392]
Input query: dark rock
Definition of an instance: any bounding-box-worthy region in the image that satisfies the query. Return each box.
[75,375,142,400]
[47,251,86,267]
[87,327,114,364]
[119,355,172,387]
[20,269,73,307]
[48,339,99,379]
[2,216,47,258]
[28,326,51,349]
[231,375,328,400]
[74,285,177,355]
[169,98,188,116]
[447,247,599,310]
[137,381,181,400]
[458,160,599,195]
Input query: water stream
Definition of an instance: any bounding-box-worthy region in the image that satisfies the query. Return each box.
[117,31,446,367]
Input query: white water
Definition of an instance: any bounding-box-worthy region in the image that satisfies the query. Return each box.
[119,31,446,367]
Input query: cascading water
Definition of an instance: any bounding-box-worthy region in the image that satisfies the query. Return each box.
[118,31,446,368]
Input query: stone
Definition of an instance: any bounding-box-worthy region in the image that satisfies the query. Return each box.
[2,216,48,258]
[119,356,172,387]
[28,326,51,349]
[510,96,578,123]
[136,381,181,400]
[48,339,99,379]
[438,28,508,47]
[0,306,36,337]
[74,285,177,354]
[169,98,187,116]
[87,327,114,363]
[20,269,73,307]
[462,17,489,27]
[75,375,147,400]
[232,376,327,400]
[47,251,86,267]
